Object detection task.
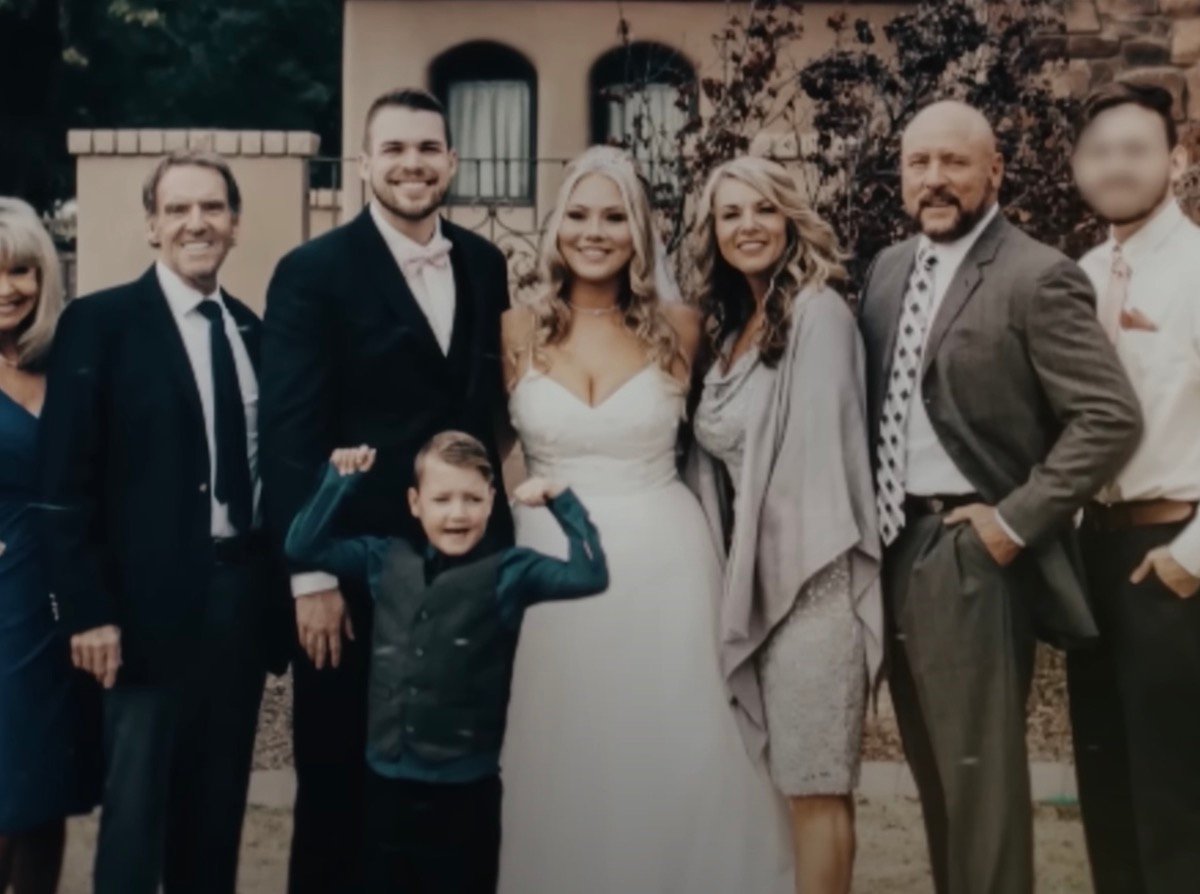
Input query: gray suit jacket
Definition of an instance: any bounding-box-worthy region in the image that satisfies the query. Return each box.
[858,212,1143,646]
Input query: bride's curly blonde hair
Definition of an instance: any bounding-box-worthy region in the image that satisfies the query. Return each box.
[693,156,847,368]
[519,146,679,371]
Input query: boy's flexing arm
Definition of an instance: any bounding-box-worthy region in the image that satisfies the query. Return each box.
[496,479,609,627]
[285,446,388,582]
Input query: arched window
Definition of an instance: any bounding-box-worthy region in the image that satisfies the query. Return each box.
[590,42,695,188]
[430,41,536,202]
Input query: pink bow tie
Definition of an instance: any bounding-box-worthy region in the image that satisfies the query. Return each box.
[400,238,452,277]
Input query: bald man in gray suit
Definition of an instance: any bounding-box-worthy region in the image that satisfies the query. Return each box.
[858,101,1142,893]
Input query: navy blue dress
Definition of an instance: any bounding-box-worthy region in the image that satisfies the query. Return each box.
[0,387,97,832]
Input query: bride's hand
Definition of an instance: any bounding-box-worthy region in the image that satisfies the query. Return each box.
[512,477,566,507]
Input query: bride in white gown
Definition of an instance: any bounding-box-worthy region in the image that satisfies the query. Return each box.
[498,146,793,894]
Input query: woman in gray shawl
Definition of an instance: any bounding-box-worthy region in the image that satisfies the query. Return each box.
[687,156,883,894]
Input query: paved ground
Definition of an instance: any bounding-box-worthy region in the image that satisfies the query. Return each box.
[58,798,1091,893]
[58,647,1083,891]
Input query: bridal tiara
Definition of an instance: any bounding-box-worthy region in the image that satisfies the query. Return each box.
[567,145,641,180]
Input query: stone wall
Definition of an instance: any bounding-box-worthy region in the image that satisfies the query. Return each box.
[1065,0,1200,128]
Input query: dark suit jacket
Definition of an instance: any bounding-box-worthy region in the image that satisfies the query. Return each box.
[859,212,1143,645]
[259,209,514,605]
[38,267,291,682]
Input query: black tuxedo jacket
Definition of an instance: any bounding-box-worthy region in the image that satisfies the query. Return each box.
[858,213,1142,645]
[259,209,514,600]
[38,267,291,682]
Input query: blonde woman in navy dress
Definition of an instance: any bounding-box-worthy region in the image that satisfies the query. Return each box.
[688,157,883,894]
[0,200,97,893]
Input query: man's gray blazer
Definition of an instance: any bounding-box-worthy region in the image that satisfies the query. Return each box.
[858,211,1143,645]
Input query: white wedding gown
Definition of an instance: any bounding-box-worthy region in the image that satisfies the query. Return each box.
[499,364,793,894]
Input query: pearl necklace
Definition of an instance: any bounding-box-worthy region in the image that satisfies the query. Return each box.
[569,303,620,317]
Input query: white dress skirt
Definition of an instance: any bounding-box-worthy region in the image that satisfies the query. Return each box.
[499,365,793,894]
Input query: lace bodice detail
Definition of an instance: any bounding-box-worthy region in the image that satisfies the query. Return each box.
[509,365,684,496]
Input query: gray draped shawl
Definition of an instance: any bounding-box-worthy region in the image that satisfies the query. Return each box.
[686,286,884,761]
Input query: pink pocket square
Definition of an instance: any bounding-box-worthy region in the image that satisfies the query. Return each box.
[1119,308,1158,332]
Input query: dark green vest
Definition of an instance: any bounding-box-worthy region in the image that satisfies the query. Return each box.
[368,542,517,764]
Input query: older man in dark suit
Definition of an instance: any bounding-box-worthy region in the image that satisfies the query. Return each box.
[858,100,1142,894]
[39,150,289,894]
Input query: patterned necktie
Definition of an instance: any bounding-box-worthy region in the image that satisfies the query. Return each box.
[195,299,253,534]
[876,243,938,546]
[1099,245,1130,343]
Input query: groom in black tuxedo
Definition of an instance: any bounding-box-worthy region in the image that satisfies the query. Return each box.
[260,88,514,894]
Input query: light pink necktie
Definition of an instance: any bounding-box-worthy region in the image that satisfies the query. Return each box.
[1099,246,1130,343]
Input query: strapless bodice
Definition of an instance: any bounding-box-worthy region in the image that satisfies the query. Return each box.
[509,365,684,496]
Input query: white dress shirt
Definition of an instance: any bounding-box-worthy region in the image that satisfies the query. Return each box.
[369,202,457,354]
[904,203,1000,496]
[901,205,1024,546]
[156,261,260,538]
[1078,199,1200,575]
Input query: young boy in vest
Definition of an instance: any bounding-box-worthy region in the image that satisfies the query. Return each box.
[284,431,608,894]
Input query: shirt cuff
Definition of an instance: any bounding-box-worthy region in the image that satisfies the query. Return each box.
[1167,515,1200,578]
[291,571,339,598]
[994,510,1026,548]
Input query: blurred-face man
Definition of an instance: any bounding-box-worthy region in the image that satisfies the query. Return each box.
[1073,94,1187,232]
[1068,82,1200,894]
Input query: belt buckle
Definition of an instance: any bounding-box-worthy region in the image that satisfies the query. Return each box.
[928,497,945,514]
[1089,501,1133,531]
[1087,504,1113,531]
[1108,502,1133,530]
[212,536,243,562]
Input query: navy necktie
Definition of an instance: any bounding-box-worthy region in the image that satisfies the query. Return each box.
[195,299,253,534]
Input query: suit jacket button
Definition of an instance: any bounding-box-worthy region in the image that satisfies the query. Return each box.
[415,648,425,658]
[199,483,209,493]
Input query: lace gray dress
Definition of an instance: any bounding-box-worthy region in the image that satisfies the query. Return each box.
[694,346,865,796]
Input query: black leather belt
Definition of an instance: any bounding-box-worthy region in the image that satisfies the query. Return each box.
[904,493,982,518]
[211,533,263,565]
[1084,499,1197,532]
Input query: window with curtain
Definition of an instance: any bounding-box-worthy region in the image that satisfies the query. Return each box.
[431,42,536,203]
[448,79,531,201]
[591,43,696,194]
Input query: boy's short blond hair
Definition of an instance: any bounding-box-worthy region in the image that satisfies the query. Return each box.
[413,431,494,486]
